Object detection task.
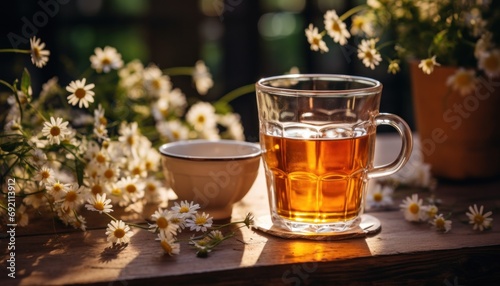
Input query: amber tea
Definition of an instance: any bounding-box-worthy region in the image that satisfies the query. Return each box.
[261,131,375,224]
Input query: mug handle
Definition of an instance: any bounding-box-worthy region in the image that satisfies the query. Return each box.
[367,113,413,180]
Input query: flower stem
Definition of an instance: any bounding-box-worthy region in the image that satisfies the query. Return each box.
[0,49,30,54]
[340,5,367,22]
[163,67,195,76]
[216,83,255,104]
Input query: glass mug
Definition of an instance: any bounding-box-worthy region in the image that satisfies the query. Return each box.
[256,74,413,233]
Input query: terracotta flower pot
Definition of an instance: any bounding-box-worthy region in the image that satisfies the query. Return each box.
[410,61,500,180]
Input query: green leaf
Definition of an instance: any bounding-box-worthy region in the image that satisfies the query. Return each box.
[75,158,84,186]
[21,68,31,100]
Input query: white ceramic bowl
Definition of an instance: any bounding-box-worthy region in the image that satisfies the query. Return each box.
[159,140,261,220]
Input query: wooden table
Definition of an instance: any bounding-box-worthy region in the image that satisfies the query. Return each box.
[2,134,500,285]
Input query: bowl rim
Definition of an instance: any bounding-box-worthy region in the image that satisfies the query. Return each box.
[159,139,262,161]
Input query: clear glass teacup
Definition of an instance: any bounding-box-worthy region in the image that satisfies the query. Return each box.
[256,74,413,233]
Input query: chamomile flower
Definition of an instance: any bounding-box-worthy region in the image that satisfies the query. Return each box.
[143,65,171,97]
[305,24,329,53]
[208,230,225,242]
[186,212,213,232]
[420,205,439,221]
[430,214,452,233]
[400,194,423,222]
[105,220,133,244]
[90,46,123,73]
[117,176,145,203]
[71,215,87,231]
[87,177,107,196]
[60,184,84,211]
[149,208,179,236]
[157,232,180,256]
[185,101,217,132]
[118,122,141,155]
[41,116,71,145]
[127,159,147,178]
[93,124,109,141]
[418,56,440,75]
[366,183,393,210]
[66,78,95,108]
[143,178,168,204]
[171,200,200,218]
[192,60,213,95]
[446,68,477,96]
[106,183,125,205]
[324,10,350,45]
[156,120,190,142]
[101,163,120,182]
[387,59,401,74]
[46,180,71,199]
[350,14,374,37]
[478,49,500,78]
[33,165,55,186]
[30,36,50,68]
[465,204,493,231]
[357,38,382,70]
[85,193,113,214]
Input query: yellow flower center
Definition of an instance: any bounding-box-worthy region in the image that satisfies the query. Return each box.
[101,57,111,66]
[114,228,125,238]
[33,47,41,58]
[179,206,190,213]
[435,218,445,229]
[99,117,108,125]
[197,115,206,124]
[332,21,341,32]
[53,184,62,192]
[195,216,207,226]
[126,184,137,193]
[373,192,383,202]
[127,135,135,146]
[104,169,115,179]
[41,170,50,179]
[96,153,106,164]
[132,167,141,176]
[66,191,77,202]
[456,73,473,87]
[173,131,180,140]
[146,183,156,192]
[156,217,169,229]
[365,50,373,61]
[94,201,104,211]
[75,88,86,99]
[152,79,161,90]
[161,240,173,254]
[91,185,103,195]
[473,214,484,225]
[111,187,122,196]
[312,37,320,46]
[409,203,420,214]
[50,126,61,136]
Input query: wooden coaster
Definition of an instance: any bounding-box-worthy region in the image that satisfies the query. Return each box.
[253,214,381,241]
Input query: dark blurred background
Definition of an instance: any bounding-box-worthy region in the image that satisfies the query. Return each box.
[0,0,414,142]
